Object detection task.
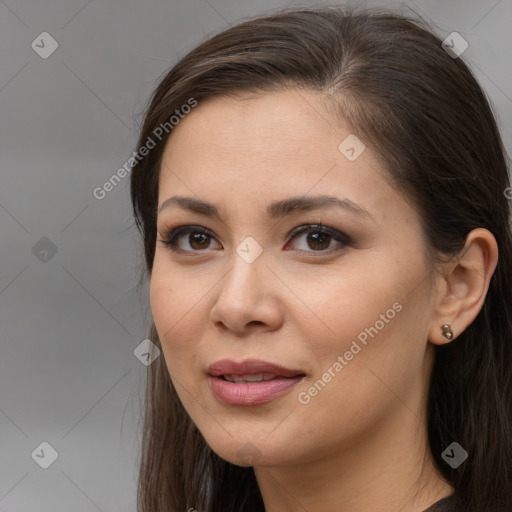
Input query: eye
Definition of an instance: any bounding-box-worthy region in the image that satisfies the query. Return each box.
[284,222,351,253]
[158,222,351,255]
[158,225,221,253]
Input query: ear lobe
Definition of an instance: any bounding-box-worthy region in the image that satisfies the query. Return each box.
[428,228,498,346]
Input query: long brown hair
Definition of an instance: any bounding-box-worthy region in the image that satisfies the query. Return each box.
[130,6,512,511]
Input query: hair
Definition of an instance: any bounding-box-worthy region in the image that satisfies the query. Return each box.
[130,5,512,511]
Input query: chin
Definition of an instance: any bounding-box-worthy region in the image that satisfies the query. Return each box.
[198,428,297,467]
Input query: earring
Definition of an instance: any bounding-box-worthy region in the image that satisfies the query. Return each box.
[441,324,454,340]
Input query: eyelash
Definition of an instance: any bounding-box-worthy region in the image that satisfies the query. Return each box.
[157,222,352,255]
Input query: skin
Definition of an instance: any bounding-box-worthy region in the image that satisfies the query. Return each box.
[149,89,498,512]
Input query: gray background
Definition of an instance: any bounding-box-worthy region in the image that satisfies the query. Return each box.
[0,0,510,511]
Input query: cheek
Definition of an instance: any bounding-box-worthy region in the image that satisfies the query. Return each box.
[292,301,425,449]
[293,261,401,354]
[149,261,223,395]
[149,263,200,362]
[149,278,214,433]
[298,254,429,391]
[150,254,201,331]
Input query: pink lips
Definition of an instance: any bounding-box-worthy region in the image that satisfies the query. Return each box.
[207,358,305,406]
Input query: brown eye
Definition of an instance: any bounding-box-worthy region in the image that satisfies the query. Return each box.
[285,223,351,253]
[159,226,221,253]
[159,223,351,255]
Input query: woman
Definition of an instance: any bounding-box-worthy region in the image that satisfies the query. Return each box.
[130,6,512,511]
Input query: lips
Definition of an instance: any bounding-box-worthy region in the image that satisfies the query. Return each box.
[223,373,280,383]
[207,358,305,379]
[207,359,306,406]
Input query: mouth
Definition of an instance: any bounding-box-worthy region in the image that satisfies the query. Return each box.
[207,358,306,406]
[207,358,305,378]
[221,373,296,383]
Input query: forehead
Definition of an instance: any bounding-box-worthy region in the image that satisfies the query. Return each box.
[163,90,336,165]
[157,89,415,227]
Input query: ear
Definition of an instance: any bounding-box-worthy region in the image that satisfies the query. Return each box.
[428,228,498,346]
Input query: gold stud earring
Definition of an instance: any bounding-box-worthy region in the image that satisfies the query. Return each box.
[441,324,454,340]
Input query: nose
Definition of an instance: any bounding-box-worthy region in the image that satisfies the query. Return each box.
[209,250,284,336]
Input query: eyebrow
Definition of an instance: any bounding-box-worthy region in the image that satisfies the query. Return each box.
[158,195,373,221]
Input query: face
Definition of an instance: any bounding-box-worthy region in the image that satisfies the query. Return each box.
[150,89,438,468]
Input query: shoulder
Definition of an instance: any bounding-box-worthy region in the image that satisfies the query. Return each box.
[423,494,460,512]
[424,494,512,512]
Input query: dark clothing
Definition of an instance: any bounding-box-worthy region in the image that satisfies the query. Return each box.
[423,494,462,511]
[423,494,512,511]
